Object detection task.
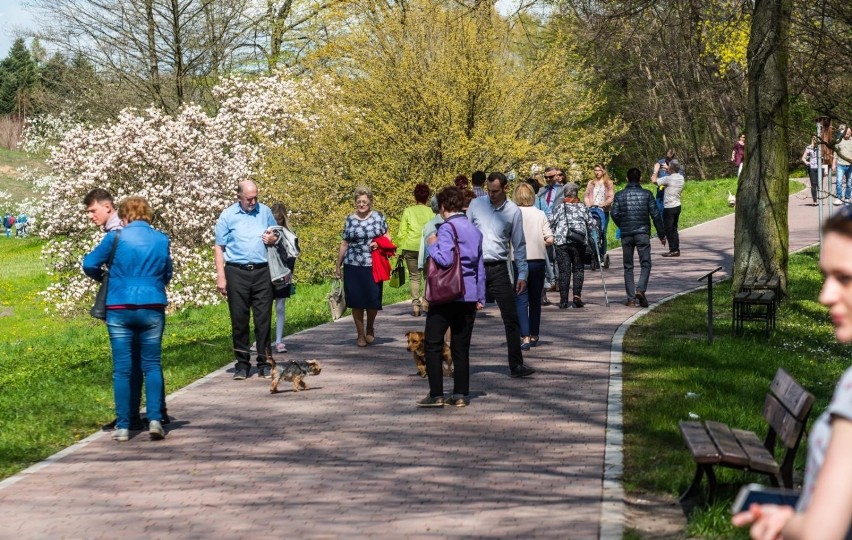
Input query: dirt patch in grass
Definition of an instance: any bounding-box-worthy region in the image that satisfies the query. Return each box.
[0,164,17,177]
[625,490,692,539]
[0,307,12,317]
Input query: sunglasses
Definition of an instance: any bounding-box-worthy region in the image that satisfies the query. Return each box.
[544,175,559,180]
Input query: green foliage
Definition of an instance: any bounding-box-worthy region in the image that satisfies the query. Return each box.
[262,0,624,282]
[622,247,846,538]
[0,38,38,115]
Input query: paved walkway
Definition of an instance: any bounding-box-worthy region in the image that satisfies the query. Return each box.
[0,187,820,539]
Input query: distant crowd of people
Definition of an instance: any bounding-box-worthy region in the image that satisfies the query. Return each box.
[2,212,30,237]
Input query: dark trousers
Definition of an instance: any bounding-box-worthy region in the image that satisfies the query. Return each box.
[621,233,652,299]
[484,262,524,369]
[663,205,681,252]
[225,265,273,371]
[808,167,820,203]
[514,259,545,337]
[425,301,477,397]
[555,242,585,302]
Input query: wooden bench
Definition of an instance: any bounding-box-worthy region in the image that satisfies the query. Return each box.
[733,290,777,337]
[678,368,814,504]
[742,275,782,308]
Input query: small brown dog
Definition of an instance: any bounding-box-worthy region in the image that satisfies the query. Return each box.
[270,358,322,393]
[405,331,453,378]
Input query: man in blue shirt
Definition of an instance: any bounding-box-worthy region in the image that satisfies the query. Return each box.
[466,172,536,378]
[214,180,278,380]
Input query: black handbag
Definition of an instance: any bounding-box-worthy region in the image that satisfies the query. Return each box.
[425,221,465,305]
[389,257,406,288]
[90,231,121,320]
[566,228,586,244]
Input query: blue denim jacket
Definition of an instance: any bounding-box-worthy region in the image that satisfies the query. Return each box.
[83,220,173,307]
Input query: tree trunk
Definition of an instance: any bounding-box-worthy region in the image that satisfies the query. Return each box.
[170,0,185,106]
[145,0,166,110]
[733,0,791,294]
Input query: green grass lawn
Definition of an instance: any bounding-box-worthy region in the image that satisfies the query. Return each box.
[622,247,846,538]
[0,148,45,202]
[600,177,803,251]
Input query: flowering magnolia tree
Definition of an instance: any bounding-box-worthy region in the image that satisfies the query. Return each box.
[35,72,331,315]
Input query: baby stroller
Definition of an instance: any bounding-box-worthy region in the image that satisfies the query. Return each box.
[585,208,610,306]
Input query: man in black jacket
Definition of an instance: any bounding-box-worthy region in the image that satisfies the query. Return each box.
[610,168,666,307]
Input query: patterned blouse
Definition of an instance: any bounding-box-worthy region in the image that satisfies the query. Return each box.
[550,201,595,245]
[342,211,389,267]
[797,365,852,535]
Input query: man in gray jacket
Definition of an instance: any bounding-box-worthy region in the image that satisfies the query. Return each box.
[610,168,666,307]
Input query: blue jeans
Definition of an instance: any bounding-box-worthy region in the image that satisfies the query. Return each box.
[514,260,546,337]
[106,308,166,429]
[836,165,852,200]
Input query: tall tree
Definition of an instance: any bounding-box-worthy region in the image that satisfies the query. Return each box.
[0,38,38,116]
[733,0,792,292]
[28,0,257,112]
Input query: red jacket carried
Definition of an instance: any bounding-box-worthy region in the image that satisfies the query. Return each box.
[371,236,397,283]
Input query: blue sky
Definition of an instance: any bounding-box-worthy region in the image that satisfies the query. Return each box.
[0,0,34,58]
[0,0,523,59]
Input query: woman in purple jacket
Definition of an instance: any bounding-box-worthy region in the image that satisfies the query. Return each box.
[417,187,486,408]
[83,197,172,442]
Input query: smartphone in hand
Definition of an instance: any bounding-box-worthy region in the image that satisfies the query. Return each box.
[731,483,800,514]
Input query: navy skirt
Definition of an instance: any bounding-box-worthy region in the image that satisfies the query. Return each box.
[343,264,383,310]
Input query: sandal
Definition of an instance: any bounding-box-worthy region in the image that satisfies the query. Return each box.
[520,337,531,351]
[530,336,539,347]
[275,342,287,353]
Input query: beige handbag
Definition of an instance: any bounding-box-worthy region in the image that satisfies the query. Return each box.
[328,278,347,320]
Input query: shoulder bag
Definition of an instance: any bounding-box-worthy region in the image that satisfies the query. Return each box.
[90,230,121,320]
[328,278,347,320]
[425,221,465,305]
[389,257,406,288]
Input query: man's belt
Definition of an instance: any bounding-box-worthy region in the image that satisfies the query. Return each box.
[225,262,268,271]
[484,260,506,267]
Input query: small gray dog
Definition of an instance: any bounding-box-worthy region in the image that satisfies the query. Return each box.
[270,359,322,393]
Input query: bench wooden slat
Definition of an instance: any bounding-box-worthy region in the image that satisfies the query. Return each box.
[769,368,816,421]
[732,428,780,474]
[679,421,720,464]
[705,421,749,466]
[763,393,807,449]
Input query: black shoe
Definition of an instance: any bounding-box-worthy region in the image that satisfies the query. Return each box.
[625,299,638,307]
[603,254,610,268]
[233,368,248,380]
[558,302,570,309]
[635,291,649,308]
[162,409,171,425]
[661,250,680,257]
[445,394,469,407]
[510,364,536,378]
[259,365,272,379]
[573,295,585,308]
[416,394,444,407]
[102,416,144,431]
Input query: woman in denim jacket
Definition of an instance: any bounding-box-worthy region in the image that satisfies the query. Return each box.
[83,197,172,442]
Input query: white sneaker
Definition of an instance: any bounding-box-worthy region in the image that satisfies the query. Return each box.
[834,198,842,206]
[149,420,165,440]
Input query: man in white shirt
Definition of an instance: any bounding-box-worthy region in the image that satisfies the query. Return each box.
[653,159,685,257]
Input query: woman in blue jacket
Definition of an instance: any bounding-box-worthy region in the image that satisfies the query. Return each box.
[84,197,172,442]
